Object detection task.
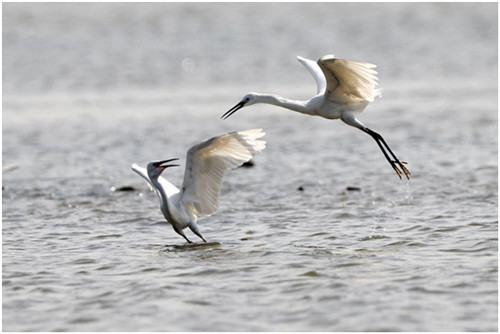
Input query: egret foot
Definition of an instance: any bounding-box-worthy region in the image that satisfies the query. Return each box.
[400,163,411,180]
[392,160,410,180]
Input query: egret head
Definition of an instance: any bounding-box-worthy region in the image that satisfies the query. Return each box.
[221,93,259,120]
[146,158,179,179]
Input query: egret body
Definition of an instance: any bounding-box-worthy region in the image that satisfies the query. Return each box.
[222,55,410,179]
[132,129,266,243]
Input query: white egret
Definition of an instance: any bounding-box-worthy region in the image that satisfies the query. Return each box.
[222,55,410,180]
[131,129,266,243]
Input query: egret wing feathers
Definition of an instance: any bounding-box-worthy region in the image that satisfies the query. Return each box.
[131,164,155,191]
[297,56,327,95]
[318,55,381,104]
[181,129,266,218]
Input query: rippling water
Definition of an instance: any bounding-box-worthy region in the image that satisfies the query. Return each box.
[2,3,498,331]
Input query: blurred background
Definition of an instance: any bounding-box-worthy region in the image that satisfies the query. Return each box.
[3,3,497,94]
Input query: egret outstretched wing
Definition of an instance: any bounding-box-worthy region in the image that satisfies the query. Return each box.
[318,55,381,104]
[180,129,266,218]
[297,56,327,95]
[131,164,154,191]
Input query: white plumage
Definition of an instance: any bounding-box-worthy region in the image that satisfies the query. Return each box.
[222,54,409,180]
[318,55,382,103]
[131,129,266,243]
[181,129,266,217]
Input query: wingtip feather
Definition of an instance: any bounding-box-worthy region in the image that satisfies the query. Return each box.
[235,128,266,154]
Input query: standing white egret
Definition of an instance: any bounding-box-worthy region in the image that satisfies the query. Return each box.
[131,129,266,243]
[222,54,410,180]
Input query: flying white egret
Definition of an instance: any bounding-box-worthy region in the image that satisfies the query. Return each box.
[222,55,410,180]
[131,129,266,243]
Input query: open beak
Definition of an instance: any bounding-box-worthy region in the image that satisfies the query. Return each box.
[221,101,245,120]
[158,158,180,169]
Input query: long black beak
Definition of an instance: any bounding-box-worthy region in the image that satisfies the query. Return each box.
[158,158,179,169]
[221,101,245,120]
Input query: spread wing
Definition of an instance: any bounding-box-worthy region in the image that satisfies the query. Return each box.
[318,55,381,104]
[297,56,327,95]
[180,129,266,218]
[131,164,155,191]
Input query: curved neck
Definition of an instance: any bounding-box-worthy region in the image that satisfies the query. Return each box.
[151,177,175,223]
[256,93,315,115]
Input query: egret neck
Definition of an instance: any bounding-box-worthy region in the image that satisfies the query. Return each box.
[149,175,176,224]
[253,93,317,116]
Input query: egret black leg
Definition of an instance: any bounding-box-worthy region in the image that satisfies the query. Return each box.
[188,222,207,243]
[173,226,192,243]
[363,128,411,180]
[181,235,193,244]
[197,234,207,243]
[196,233,207,243]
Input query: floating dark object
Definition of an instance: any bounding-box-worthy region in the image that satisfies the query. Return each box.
[297,186,304,191]
[113,186,136,192]
[241,160,255,168]
[346,186,361,192]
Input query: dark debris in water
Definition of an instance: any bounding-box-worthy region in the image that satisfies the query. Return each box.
[300,270,321,277]
[240,160,255,168]
[111,186,136,192]
[297,185,359,192]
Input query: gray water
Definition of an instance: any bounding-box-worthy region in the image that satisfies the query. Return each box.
[2,3,498,331]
